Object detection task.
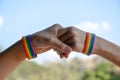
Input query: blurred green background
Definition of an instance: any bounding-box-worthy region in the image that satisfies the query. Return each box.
[5,57,120,80]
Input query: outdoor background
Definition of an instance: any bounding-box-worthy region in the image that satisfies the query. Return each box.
[0,0,120,80]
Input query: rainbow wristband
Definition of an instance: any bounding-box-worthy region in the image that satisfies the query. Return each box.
[22,35,37,59]
[82,32,96,56]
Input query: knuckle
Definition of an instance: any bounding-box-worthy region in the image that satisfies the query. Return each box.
[54,23,61,26]
[52,23,63,29]
[68,26,77,35]
[72,37,77,43]
[68,26,76,31]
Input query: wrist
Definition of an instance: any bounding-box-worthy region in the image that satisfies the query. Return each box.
[92,36,102,55]
[17,40,26,61]
[21,35,37,59]
[82,32,96,56]
[8,40,26,62]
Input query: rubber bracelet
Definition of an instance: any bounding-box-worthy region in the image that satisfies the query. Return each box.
[22,35,37,59]
[82,32,96,56]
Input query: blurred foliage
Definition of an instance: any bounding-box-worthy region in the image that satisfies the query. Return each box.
[5,57,120,80]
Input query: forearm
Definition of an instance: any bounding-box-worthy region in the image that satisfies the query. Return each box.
[0,40,26,79]
[93,36,120,67]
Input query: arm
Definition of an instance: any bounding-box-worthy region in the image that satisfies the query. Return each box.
[0,40,26,79]
[57,26,120,67]
[94,36,120,67]
[0,24,71,80]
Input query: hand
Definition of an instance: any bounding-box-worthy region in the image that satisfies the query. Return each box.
[30,24,72,55]
[57,26,87,57]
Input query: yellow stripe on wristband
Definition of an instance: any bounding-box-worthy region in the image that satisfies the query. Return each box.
[22,36,37,59]
[82,32,96,55]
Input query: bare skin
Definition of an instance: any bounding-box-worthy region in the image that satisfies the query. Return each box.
[0,24,71,80]
[0,24,120,79]
[57,26,120,67]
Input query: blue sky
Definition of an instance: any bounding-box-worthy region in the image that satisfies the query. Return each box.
[0,0,120,63]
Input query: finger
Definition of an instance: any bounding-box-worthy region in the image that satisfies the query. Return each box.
[65,54,69,58]
[58,30,73,42]
[59,52,70,58]
[63,36,75,48]
[47,24,63,30]
[63,53,66,58]
[64,53,69,58]
[47,24,64,36]
[57,27,69,37]
[60,53,64,58]
[53,48,61,55]
[57,26,75,37]
[62,53,69,58]
[52,38,72,53]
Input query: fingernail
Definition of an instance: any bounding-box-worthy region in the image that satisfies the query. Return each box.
[65,54,69,58]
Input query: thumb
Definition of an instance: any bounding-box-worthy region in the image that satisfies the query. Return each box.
[52,38,72,53]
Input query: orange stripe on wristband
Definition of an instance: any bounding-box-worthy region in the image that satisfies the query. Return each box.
[82,32,96,55]
[22,36,37,59]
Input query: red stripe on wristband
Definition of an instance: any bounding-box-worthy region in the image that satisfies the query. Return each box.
[82,32,96,56]
[22,35,37,59]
